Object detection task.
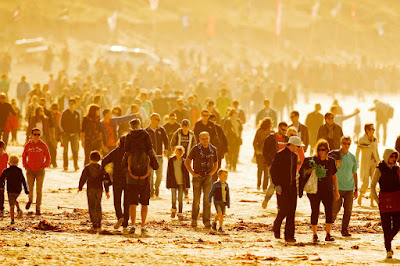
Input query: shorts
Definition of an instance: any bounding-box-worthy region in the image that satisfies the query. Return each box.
[126,178,150,206]
[214,203,227,215]
[8,193,20,206]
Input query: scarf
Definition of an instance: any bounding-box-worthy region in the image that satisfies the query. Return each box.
[198,144,213,176]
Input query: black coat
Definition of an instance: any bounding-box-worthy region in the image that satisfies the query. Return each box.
[270,147,298,193]
[166,157,190,189]
[101,146,125,186]
[263,133,288,166]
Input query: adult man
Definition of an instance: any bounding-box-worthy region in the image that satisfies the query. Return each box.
[57,88,70,111]
[289,111,309,152]
[59,99,80,171]
[232,100,246,124]
[185,132,218,229]
[0,74,10,98]
[170,119,197,158]
[271,136,302,243]
[356,123,380,207]
[216,88,231,117]
[171,98,190,124]
[261,122,289,209]
[317,112,343,151]
[330,136,358,237]
[16,76,30,111]
[22,128,51,215]
[305,104,324,154]
[193,109,220,148]
[0,93,15,146]
[152,89,169,119]
[330,106,360,128]
[145,113,169,197]
[256,99,277,128]
[163,113,181,148]
[206,100,221,125]
[369,99,393,146]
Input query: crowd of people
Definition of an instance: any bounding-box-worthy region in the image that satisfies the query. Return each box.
[0,52,398,259]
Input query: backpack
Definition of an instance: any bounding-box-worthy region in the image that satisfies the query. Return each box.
[127,150,149,177]
[386,104,394,119]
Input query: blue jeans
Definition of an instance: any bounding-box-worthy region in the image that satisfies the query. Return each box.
[150,156,163,193]
[192,175,212,226]
[171,185,184,213]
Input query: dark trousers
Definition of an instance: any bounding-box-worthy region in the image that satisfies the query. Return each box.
[0,127,9,147]
[227,143,240,170]
[87,189,103,228]
[381,212,400,252]
[46,140,57,166]
[0,188,4,211]
[113,182,129,227]
[62,134,79,169]
[332,190,354,233]
[273,190,297,240]
[212,160,222,183]
[307,191,333,225]
[84,142,101,167]
[256,155,269,190]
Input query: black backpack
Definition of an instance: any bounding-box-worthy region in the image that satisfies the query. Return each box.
[127,150,149,177]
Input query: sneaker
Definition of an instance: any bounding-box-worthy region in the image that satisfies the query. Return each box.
[129,227,136,234]
[171,209,176,218]
[74,166,80,171]
[262,199,268,209]
[313,234,319,243]
[141,228,148,235]
[155,188,159,197]
[325,234,334,242]
[273,229,281,239]
[257,186,261,190]
[114,218,124,229]
[387,250,394,259]
[25,201,32,210]
[35,210,41,216]
[63,167,68,172]
[218,227,224,233]
[341,231,352,237]
[212,222,217,231]
[17,209,23,219]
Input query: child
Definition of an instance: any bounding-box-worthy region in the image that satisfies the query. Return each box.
[0,141,8,216]
[166,146,190,220]
[208,169,230,232]
[78,151,111,232]
[0,155,29,224]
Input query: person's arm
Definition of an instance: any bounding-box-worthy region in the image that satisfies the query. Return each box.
[304,126,310,152]
[162,129,169,156]
[22,146,28,170]
[59,111,65,133]
[78,168,88,191]
[42,144,51,168]
[208,183,216,204]
[332,174,340,201]
[341,109,359,121]
[370,168,381,204]
[0,170,6,190]
[270,153,282,194]
[21,170,29,194]
[170,131,178,152]
[112,114,136,126]
[353,173,358,199]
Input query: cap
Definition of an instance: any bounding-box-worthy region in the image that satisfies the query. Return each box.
[288,136,304,147]
[181,119,190,126]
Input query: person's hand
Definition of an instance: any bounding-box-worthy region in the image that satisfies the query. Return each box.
[354,190,358,199]
[334,191,340,201]
[193,173,201,178]
[276,191,282,195]
[163,150,168,157]
[106,192,110,199]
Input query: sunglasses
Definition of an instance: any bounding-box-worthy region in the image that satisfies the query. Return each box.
[33,133,41,136]
[202,114,209,117]
[317,148,327,152]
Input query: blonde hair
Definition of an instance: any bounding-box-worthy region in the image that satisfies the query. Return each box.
[286,126,298,137]
[174,146,185,155]
[9,155,19,165]
[218,169,228,176]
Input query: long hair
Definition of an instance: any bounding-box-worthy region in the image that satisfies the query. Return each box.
[314,139,330,157]
[258,117,272,131]
[86,104,100,120]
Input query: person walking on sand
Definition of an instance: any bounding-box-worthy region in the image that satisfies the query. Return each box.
[370,149,400,259]
[305,104,324,154]
[208,169,230,232]
[253,118,272,191]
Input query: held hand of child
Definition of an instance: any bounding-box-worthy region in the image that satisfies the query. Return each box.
[106,192,110,199]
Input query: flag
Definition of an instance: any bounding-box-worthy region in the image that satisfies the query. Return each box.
[181,14,189,29]
[13,8,21,21]
[377,22,384,36]
[351,5,356,22]
[275,1,282,36]
[107,11,118,32]
[331,2,341,17]
[311,2,320,20]
[149,0,159,10]
[206,15,215,37]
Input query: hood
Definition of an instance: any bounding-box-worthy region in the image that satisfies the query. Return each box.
[129,129,148,141]
[88,163,103,177]
[383,148,399,166]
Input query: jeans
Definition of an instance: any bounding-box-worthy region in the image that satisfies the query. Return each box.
[171,185,185,213]
[273,190,297,240]
[0,127,9,147]
[227,143,240,170]
[332,190,354,233]
[381,212,400,252]
[87,189,103,228]
[150,156,163,193]
[47,140,57,166]
[26,169,45,211]
[0,188,4,211]
[62,133,79,169]
[307,190,333,225]
[192,175,212,226]
[113,182,129,227]
[256,155,269,190]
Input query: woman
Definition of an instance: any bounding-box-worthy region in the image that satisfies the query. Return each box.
[370,149,400,259]
[81,104,104,166]
[299,139,340,242]
[252,117,272,191]
[223,109,243,171]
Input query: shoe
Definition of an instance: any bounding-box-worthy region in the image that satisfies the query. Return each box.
[341,231,352,237]
[325,234,334,242]
[212,222,217,231]
[155,188,159,197]
[35,210,41,216]
[141,228,148,235]
[177,213,183,221]
[285,239,296,243]
[74,166,80,171]
[129,227,136,234]
[17,210,23,219]
[63,167,68,172]
[122,227,129,234]
[273,229,281,239]
[25,201,32,210]
[114,218,124,229]
[218,227,224,233]
[204,224,211,229]
[262,199,268,209]
[11,220,15,225]
[313,234,319,243]
[88,227,97,234]
[257,186,261,190]
[387,250,394,259]
[191,221,197,228]
[171,209,176,218]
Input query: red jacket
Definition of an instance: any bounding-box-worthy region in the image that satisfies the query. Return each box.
[22,140,51,171]
[0,153,8,173]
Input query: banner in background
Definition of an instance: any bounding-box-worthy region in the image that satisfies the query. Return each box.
[275,1,282,36]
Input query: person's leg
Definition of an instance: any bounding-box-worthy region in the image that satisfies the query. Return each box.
[307,193,321,235]
[141,205,148,227]
[122,184,130,227]
[177,185,184,213]
[232,144,239,170]
[322,191,334,236]
[171,188,177,212]
[10,205,14,220]
[341,191,354,234]
[376,121,382,145]
[218,211,224,227]
[3,131,9,147]
[191,177,202,226]
[154,156,163,195]
[273,193,289,238]
[332,191,344,225]
[62,135,69,169]
[95,190,103,228]
[383,122,387,146]
[380,212,393,252]
[129,205,137,226]
[87,189,96,227]
[262,163,269,191]
[71,134,79,169]
[202,175,212,227]
[113,184,123,220]
[84,147,91,168]
[263,167,275,203]
[285,191,297,240]
[26,170,35,205]
[390,213,400,242]
[0,188,4,212]
[150,169,155,195]
[35,169,45,212]
[256,155,263,188]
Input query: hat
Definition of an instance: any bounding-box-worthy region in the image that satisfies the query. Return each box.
[181,119,190,126]
[288,136,304,147]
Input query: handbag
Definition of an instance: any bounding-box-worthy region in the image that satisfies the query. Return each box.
[303,169,318,194]
[379,191,400,213]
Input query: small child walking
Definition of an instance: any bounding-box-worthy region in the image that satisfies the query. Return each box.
[208,169,230,232]
[0,155,29,224]
[166,146,190,220]
[78,151,111,232]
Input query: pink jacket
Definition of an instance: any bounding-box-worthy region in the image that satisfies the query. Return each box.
[0,153,8,173]
[22,140,50,171]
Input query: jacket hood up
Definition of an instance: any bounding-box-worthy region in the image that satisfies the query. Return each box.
[383,148,399,167]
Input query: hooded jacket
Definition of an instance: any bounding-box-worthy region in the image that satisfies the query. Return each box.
[0,165,29,194]
[22,140,51,171]
[356,133,380,181]
[370,149,400,204]
[101,146,125,186]
[79,163,110,192]
[263,133,289,167]
[270,147,298,194]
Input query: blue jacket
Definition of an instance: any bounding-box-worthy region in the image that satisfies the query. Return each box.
[208,181,230,208]
[101,114,136,146]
